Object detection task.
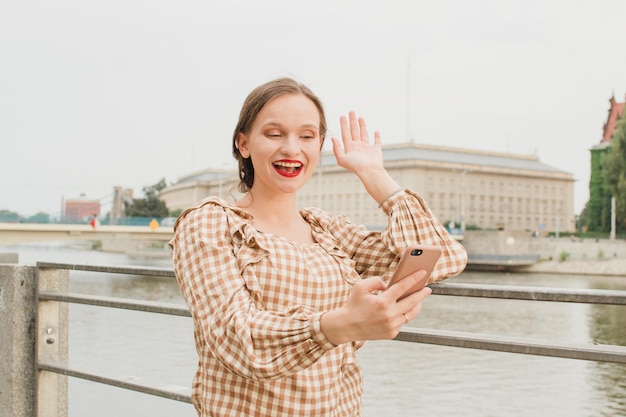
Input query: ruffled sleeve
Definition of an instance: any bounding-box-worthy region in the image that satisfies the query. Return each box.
[170,198,336,381]
[304,188,467,283]
[379,189,467,281]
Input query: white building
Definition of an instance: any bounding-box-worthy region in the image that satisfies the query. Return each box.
[160,143,575,233]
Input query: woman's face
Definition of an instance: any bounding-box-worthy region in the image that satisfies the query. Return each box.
[237,93,322,197]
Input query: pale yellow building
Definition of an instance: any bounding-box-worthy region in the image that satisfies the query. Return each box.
[160,168,241,211]
[160,143,576,233]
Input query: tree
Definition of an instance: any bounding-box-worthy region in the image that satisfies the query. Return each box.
[602,114,626,234]
[0,209,21,223]
[584,146,612,232]
[25,212,50,224]
[0,210,22,223]
[124,178,169,218]
[169,208,183,218]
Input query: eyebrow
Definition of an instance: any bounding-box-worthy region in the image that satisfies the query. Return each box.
[260,122,319,131]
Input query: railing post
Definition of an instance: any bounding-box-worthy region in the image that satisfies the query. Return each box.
[0,263,37,417]
[36,267,69,417]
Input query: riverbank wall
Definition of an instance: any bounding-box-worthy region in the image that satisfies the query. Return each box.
[12,230,621,277]
[462,230,626,276]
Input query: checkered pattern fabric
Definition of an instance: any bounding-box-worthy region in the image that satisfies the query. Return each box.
[170,189,467,416]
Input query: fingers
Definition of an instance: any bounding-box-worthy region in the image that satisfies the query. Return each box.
[343,275,431,340]
[338,111,372,145]
[331,137,345,161]
[401,285,432,305]
[384,269,427,301]
[354,276,387,295]
[339,114,350,146]
[349,112,369,143]
[401,286,432,321]
[394,286,431,327]
[357,114,370,143]
[373,130,382,146]
[384,270,431,326]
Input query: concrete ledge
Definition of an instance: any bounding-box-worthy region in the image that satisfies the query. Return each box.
[522,258,626,276]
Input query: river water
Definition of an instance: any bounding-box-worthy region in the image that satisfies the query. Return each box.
[9,243,626,417]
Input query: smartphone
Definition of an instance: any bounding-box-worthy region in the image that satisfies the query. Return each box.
[388,245,442,299]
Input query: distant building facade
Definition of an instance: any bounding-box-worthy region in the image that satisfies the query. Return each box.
[600,95,625,144]
[160,168,241,212]
[63,196,100,223]
[109,186,134,225]
[160,143,575,233]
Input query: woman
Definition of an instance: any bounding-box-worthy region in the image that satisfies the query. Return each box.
[170,77,467,416]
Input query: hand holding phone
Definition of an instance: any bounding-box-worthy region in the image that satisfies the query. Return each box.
[388,245,442,300]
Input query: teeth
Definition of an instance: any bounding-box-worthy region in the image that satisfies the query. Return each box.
[274,161,302,168]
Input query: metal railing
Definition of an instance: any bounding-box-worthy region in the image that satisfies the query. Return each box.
[33,262,626,416]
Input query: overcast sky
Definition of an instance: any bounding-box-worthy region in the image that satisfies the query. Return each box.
[2,0,625,217]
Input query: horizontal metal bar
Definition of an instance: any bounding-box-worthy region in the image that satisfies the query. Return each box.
[36,263,626,306]
[37,293,626,363]
[37,360,192,404]
[38,291,191,317]
[37,262,175,278]
[396,327,626,364]
[430,282,626,305]
[37,328,626,408]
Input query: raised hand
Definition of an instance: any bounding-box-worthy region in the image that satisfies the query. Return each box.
[331,111,385,176]
[330,111,403,205]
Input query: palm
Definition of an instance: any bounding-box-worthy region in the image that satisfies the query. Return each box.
[332,111,384,174]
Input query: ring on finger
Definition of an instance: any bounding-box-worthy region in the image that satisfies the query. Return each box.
[403,313,409,324]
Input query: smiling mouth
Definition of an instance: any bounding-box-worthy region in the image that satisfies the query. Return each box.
[273,161,303,176]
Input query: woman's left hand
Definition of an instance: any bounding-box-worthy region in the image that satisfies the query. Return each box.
[331,111,385,175]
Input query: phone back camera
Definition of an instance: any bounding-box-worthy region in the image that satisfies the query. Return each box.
[411,249,423,256]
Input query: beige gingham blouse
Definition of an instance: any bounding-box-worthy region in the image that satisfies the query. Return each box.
[170,189,467,417]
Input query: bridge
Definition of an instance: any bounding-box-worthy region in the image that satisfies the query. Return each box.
[0,223,174,246]
[0,224,538,271]
[0,223,461,247]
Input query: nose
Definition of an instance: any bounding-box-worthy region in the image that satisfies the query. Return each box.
[280,134,301,156]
